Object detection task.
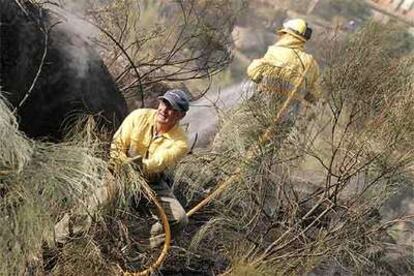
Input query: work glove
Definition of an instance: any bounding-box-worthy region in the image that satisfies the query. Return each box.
[128,155,143,171]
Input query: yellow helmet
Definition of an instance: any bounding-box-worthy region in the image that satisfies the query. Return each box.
[277,18,312,41]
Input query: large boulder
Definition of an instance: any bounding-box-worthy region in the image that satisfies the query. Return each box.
[0,0,127,139]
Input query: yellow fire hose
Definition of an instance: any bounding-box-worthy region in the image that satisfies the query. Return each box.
[130,67,310,275]
[123,187,171,276]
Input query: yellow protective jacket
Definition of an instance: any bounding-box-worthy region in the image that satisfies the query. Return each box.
[110,109,189,175]
[247,34,321,102]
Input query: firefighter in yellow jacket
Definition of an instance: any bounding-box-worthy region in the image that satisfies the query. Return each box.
[110,89,190,248]
[247,18,321,104]
[212,19,321,153]
[54,89,190,253]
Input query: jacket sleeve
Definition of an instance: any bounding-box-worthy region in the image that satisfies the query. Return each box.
[110,113,135,163]
[143,139,188,174]
[247,58,267,83]
[247,46,281,83]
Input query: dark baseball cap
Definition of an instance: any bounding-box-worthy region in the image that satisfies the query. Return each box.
[158,89,189,112]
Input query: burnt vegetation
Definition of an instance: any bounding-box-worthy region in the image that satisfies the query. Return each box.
[0,0,413,275]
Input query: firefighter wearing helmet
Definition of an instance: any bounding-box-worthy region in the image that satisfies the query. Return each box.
[247,18,321,104]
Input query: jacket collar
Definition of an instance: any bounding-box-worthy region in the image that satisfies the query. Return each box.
[160,124,179,140]
[275,34,305,51]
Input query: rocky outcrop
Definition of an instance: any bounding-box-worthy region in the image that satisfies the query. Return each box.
[0,0,127,139]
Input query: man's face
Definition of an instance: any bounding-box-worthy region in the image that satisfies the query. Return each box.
[156,100,184,126]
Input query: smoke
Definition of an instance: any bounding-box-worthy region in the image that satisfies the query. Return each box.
[41,1,99,78]
[47,1,98,40]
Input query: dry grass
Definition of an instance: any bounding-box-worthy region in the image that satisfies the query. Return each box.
[0,95,153,275]
[0,98,110,274]
[173,21,414,275]
[0,97,33,175]
[1,7,413,275]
